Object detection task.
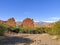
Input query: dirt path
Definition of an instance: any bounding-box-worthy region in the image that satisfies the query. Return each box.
[0,33,60,45]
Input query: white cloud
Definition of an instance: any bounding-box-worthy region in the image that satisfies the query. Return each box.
[44,21,56,23]
[49,17,60,20]
[43,17,60,23]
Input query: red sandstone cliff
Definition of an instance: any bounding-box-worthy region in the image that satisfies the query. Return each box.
[21,18,34,28]
[0,18,16,27]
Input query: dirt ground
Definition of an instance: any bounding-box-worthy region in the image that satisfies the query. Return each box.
[0,33,60,45]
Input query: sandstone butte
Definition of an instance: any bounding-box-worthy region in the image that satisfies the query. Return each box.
[21,18,34,28]
[0,17,16,27]
[0,17,53,28]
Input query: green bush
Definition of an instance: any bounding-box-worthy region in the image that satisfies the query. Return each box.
[52,20,60,35]
[20,28,32,33]
[0,24,5,36]
[45,20,60,35]
[30,30,40,34]
[12,28,20,33]
[44,27,52,35]
[18,27,46,34]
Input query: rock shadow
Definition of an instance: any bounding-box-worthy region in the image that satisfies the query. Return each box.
[0,36,33,45]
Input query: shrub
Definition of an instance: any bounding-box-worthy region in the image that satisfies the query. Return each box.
[12,28,20,33]
[32,27,46,34]
[44,27,52,35]
[0,24,5,36]
[45,20,60,35]
[52,20,60,35]
[20,28,32,33]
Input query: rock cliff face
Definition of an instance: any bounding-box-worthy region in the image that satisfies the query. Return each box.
[0,18,16,27]
[21,18,34,28]
[6,18,16,26]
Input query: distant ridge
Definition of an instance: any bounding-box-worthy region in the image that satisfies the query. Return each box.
[16,21,53,27]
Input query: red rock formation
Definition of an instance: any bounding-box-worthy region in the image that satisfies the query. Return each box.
[6,18,16,26]
[0,18,16,27]
[21,18,34,28]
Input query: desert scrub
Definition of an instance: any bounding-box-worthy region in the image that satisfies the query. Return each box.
[52,20,60,35]
[0,24,5,36]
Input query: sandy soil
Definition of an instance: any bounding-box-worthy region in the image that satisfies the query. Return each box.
[0,33,60,45]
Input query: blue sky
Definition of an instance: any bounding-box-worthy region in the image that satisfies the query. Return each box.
[0,0,60,22]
